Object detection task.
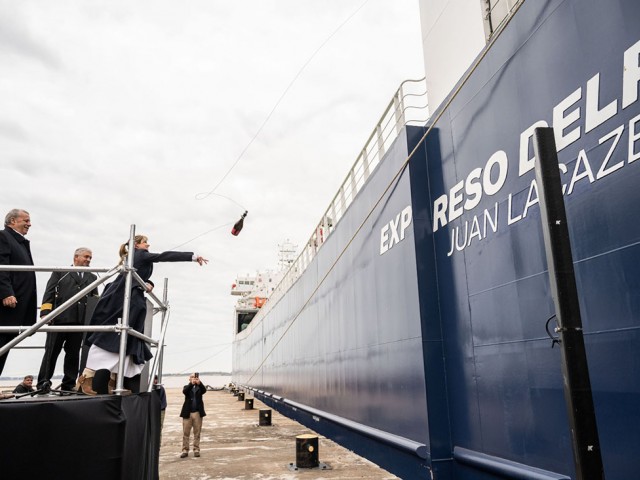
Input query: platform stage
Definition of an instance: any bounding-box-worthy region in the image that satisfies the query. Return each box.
[0,392,160,480]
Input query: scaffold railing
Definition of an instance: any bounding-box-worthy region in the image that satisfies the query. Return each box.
[0,225,169,395]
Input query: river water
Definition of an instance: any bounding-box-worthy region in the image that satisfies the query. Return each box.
[1,373,232,392]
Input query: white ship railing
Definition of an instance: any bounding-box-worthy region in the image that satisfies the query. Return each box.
[0,225,170,394]
[482,0,523,41]
[251,78,428,324]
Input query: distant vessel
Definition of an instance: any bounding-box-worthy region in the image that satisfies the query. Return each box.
[232,1,640,478]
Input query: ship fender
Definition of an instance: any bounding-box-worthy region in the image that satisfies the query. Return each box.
[283,398,427,460]
[454,447,570,480]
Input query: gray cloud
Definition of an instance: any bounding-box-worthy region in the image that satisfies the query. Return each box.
[0,8,61,69]
[0,121,29,142]
[0,0,425,378]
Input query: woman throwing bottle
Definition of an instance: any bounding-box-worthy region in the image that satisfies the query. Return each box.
[78,235,208,394]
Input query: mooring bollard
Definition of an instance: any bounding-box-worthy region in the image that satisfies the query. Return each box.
[237,391,245,401]
[245,398,254,410]
[296,434,319,468]
[259,409,272,426]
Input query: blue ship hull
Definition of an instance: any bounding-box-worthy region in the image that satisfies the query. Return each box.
[233,0,640,478]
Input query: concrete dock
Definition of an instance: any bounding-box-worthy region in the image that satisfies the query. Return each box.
[159,387,399,479]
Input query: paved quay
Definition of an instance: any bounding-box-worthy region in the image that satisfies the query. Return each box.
[159,386,399,479]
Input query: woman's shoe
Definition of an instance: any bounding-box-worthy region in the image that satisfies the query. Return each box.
[75,368,97,395]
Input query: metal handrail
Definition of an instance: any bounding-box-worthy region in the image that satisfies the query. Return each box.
[0,267,120,353]
[0,266,114,273]
[147,282,170,392]
[0,225,170,394]
[114,225,137,394]
[0,325,143,334]
[483,0,523,40]
[247,78,429,327]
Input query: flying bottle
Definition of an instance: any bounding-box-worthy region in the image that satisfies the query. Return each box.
[231,211,248,236]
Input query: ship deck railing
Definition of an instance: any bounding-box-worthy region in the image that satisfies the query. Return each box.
[248,78,428,326]
[0,225,170,394]
[482,0,523,42]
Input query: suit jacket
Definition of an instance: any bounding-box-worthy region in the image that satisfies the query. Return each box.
[180,382,207,418]
[40,270,99,325]
[0,227,37,327]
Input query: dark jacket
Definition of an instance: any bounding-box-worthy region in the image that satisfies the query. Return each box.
[13,382,34,394]
[0,227,37,327]
[40,271,99,325]
[87,249,193,364]
[180,382,206,418]
[154,384,167,410]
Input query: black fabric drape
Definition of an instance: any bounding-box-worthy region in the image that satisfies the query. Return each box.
[0,392,160,480]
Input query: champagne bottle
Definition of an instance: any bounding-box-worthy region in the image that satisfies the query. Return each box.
[231,211,248,236]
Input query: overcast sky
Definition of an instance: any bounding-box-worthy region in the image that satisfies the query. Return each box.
[0,0,424,379]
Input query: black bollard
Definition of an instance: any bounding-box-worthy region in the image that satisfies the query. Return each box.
[245,398,254,410]
[237,391,245,401]
[259,409,272,426]
[296,434,319,469]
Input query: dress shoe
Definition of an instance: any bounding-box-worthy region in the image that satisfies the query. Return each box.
[194,452,200,457]
[180,452,188,458]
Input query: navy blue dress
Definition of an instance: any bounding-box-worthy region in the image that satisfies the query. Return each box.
[87,249,193,365]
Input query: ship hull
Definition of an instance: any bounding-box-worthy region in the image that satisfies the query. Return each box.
[234,0,640,478]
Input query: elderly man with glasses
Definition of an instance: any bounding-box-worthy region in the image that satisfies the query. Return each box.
[0,209,37,375]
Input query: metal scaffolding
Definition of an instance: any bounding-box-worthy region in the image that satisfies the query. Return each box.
[0,225,170,394]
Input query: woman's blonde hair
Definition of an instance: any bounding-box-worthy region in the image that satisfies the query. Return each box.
[118,235,148,264]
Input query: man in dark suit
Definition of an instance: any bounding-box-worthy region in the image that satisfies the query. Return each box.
[36,248,99,391]
[0,209,37,375]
